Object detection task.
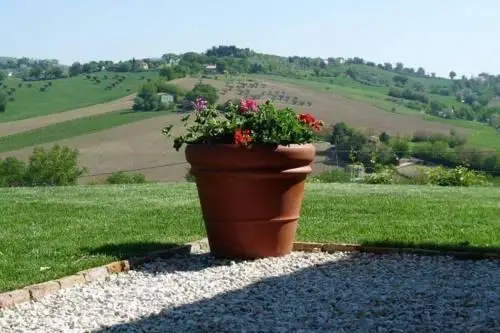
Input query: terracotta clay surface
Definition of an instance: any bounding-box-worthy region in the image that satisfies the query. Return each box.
[185,143,315,259]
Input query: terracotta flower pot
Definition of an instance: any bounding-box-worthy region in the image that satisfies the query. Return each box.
[185,143,315,259]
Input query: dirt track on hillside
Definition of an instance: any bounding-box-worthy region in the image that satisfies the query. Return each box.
[0,77,460,183]
[0,94,136,137]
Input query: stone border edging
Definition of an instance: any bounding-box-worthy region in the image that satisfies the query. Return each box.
[292,242,500,260]
[0,244,192,310]
[2,240,498,310]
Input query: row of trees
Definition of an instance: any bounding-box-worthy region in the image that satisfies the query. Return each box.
[0,57,59,71]
[385,71,500,126]
[330,122,499,176]
[0,145,86,187]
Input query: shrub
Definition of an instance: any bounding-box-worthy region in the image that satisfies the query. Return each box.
[411,130,466,148]
[47,81,52,86]
[133,83,165,111]
[379,131,391,144]
[155,81,186,102]
[376,144,399,166]
[17,83,22,88]
[447,129,467,148]
[405,101,422,110]
[107,171,146,184]
[0,91,6,112]
[388,87,429,103]
[309,169,351,183]
[438,88,450,96]
[39,87,45,92]
[362,167,395,184]
[392,75,408,86]
[185,83,219,105]
[390,138,410,159]
[24,145,87,186]
[425,166,488,187]
[0,157,26,187]
[412,141,459,167]
[27,83,32,88]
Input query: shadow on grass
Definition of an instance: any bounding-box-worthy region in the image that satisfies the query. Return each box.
[91,251,499,332]
[84,242,185,260]
[360,240,500,255]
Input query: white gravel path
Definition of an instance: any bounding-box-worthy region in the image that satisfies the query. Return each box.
[0,248,499,333]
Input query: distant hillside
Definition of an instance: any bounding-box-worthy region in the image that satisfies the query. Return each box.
[0,71,157,122]
[1,45,499,131]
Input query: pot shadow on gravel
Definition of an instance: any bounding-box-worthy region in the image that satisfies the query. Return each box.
[92,252,500,333]
[85,242,232,272]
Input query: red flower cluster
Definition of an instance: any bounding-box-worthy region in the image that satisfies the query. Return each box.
[239,99,258,113]
[298,113,324,131]
[234,129,252,145]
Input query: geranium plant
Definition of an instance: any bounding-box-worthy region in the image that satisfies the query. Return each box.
[162,98,324,151]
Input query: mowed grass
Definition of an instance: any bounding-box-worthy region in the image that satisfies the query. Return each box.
[0,110,171,153]
[1,183,499,292]
[0,71,158,122]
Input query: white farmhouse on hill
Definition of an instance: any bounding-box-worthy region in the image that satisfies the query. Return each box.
[205,64,217,74]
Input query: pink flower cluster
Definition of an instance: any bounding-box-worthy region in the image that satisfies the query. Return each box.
[239,99,258,113]
[192,97,208,111]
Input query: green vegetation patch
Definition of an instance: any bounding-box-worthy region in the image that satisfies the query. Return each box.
[0,71,157,122]
[0,109,170,153]
[1,183,498,292]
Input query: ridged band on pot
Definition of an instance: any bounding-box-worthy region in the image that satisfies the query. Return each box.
[185,143,315,259]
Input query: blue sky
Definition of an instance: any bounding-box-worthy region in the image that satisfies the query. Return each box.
[2,0,499,77]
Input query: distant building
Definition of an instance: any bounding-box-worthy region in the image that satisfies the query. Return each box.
[158,92,174,105]
[7,72,13,77]
[135,61,149,71]
[205,64,217,74]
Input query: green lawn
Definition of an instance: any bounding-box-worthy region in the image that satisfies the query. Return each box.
[1,183,499,292]
[0,110,170,153]
[0,71,158,122]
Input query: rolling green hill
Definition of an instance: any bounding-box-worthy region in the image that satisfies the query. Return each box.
[252,75,500,150]
[0,71,158,122]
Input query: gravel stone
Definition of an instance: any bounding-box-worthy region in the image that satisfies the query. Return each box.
[0,248,499,333]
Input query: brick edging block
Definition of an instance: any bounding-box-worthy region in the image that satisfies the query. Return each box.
[0,244,192,310]
[292,242,500,260]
